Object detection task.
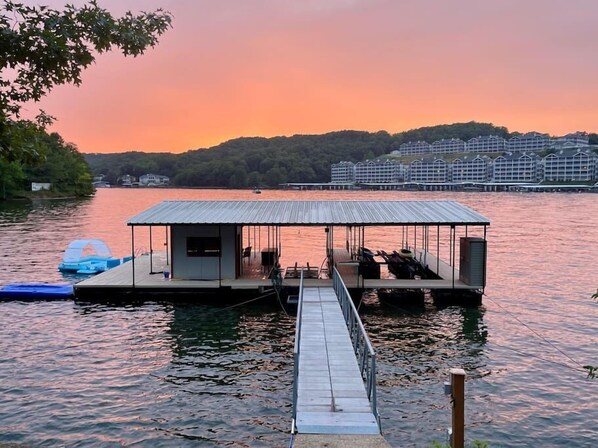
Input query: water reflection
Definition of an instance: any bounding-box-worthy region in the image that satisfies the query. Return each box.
[361,293,488,387]
[1,190,598,447]
[147,303,295,446]
[460,306,487,344]
[0,200,32,224]
[0,197,94,284]
[27,300,296,447]
[0,197,91,223]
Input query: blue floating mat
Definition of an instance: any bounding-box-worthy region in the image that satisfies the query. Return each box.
[0,283,74,301]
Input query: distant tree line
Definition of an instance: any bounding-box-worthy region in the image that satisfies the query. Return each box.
[85,122,598,188]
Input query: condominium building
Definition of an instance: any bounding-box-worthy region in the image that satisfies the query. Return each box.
[551,132,590,149]
[409,158,448,182]
[491,152,542,182]
[331,161,355,183]
[354,160,403,183]
[431,138,466,154]
[398,141,432,155]
[451,155,490,182]
[543,148,596,182]
[467,135,507,153]
[507,132,550,152]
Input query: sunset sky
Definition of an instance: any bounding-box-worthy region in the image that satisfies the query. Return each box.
[21,0,598,153]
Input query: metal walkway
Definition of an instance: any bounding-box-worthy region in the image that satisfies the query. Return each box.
[292,269,380,435]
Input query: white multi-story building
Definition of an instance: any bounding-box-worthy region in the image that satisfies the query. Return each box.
[467,135,507,153]
[331,161,355,183]
[354,160,403,183]
[398,141,432,156]
[543,148,595,182]
[491,152,542,183]
[139,173,170,186]
[507,132,550,152]
[551,132,590,149]
[431,138,466,154]
[409,158,448,183]
[451,155,490,182]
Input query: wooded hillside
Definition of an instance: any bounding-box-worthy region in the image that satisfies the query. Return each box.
[85,122,598,187]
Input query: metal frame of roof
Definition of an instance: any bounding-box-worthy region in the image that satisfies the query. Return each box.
[127,200,490,226]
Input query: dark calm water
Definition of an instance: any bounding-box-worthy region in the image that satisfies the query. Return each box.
[0,189,597,447]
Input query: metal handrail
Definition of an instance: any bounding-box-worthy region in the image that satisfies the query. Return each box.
[291,270,305,433]
[332,267,379,425]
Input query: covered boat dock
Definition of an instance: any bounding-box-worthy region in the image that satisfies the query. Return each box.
[75,200,490,305]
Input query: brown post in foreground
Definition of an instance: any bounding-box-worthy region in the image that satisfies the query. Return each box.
[450,368,466,448]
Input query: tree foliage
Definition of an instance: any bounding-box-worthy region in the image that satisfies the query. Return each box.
[0,114,49,164]
[394,121,510,146]
[24,132,93,196]
[0,129,93,199]
[0,158,25,199]
[0,0,172,116]
[0,1,172,163]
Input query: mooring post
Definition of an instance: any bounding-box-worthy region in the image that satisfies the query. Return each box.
[450,368,466,448]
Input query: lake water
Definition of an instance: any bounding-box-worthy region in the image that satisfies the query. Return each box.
[0,189,597,447]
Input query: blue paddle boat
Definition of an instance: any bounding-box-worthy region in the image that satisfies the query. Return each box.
[58,239,122,275]
[0,283,74,301]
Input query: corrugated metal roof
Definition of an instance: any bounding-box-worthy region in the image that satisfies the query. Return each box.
[127,200,490,226]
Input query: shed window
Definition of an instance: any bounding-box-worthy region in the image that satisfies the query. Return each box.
[187,237,221,257]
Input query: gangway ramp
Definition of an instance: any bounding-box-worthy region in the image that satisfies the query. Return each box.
[293,276,380,435]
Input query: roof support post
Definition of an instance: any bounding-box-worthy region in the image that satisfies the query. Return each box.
[436,225,440,275]
[165,226,169,266]
[149,225,153,274]
[451,225,456,289]
[414,225,418,255]
[131,225,136,288]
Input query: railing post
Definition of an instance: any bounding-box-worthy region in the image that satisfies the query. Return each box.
[450,368,466,448]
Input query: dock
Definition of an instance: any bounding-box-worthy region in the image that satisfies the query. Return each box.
[290,269,390,446]
[67,200,493,445]
[75,200,489,305]
[75,247,479,302]
[294,287,378,434]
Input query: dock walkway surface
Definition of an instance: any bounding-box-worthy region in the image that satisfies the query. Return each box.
[74,253,330,298]
[295,287,379,435]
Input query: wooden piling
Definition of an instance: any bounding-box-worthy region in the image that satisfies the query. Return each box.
[450,368,466,448]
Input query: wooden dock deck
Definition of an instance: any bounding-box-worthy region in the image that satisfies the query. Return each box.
[76,253,271,290]
[295,287,379,435]
[75,247,479,300]
[331,248,475,290]
[74,253,332,299]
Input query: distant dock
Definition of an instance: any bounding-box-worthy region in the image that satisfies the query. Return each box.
[282,181,598,192]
